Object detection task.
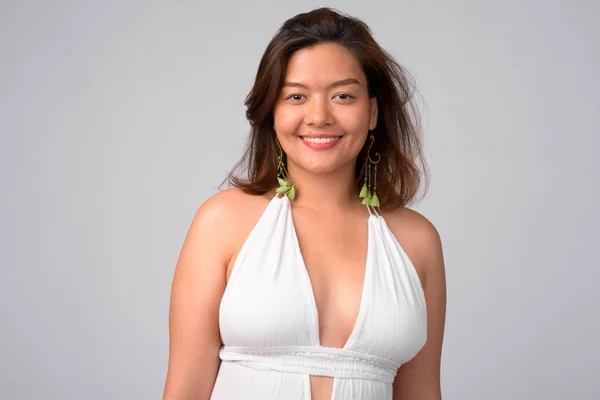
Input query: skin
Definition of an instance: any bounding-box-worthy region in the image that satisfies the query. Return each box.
[163,43,446,400]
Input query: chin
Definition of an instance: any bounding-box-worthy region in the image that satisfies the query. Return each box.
[296,158,347,175]
[305,165,337,174]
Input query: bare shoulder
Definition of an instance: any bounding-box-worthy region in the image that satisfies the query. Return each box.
[195,187,265,225]
[192,187,273,261]
[381,206,444,286]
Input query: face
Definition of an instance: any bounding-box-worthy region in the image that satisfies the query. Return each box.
[273,43,378,175]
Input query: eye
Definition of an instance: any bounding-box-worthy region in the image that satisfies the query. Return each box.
[334,93,354,101]
[286,94,306,101]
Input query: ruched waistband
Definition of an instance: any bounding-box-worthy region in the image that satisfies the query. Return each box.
[219,345,399,384]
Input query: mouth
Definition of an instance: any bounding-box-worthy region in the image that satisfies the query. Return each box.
[299,136,343,144]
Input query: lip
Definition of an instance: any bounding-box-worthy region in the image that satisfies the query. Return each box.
[299,135,342,150]
[299,133,341,139]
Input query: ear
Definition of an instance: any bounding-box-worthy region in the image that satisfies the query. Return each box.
[369,97,378,130]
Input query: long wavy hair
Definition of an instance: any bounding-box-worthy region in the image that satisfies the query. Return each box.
[221,7,429,210]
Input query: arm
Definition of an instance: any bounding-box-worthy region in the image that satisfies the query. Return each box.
[163,194,233,400]
[393,217,447,400]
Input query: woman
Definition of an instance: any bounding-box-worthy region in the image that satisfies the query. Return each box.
[163,7,446,400]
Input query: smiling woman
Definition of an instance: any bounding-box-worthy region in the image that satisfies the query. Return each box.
[274,46,378,175]
[163,7,446,400]
[227,8,428,208]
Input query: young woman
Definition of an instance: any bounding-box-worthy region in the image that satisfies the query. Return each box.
[163,7,446,400]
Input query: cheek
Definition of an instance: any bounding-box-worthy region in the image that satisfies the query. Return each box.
[274,104,303,133]
[335,107,371,132]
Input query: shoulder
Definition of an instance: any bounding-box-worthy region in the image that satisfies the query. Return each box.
[195,187,264,222]
[192,187,270,234]
[189,188,272,258]
[381,206,444,286]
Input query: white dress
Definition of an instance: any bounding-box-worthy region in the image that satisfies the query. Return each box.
[210,194,427,399]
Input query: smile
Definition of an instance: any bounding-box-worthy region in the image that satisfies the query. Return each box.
[300,136,342,143]
[298,135,343,150]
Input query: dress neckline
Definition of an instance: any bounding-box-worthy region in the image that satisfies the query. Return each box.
[274,193,374,351]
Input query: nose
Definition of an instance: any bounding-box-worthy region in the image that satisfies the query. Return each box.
[304,96,334,127]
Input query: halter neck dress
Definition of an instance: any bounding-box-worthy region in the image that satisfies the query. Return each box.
[210,194,427,399]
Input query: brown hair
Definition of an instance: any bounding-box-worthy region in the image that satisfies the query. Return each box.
[221,7,429,209]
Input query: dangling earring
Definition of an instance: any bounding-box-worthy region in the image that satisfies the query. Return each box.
[275,138,296,200]
[359,133,381,208]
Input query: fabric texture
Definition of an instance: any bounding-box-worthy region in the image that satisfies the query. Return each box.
[210,194,427,399]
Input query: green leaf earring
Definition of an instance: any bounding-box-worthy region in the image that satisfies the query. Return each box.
[275,138,296,200]
[360,133,381,208]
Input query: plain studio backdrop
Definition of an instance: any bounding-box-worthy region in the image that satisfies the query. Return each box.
[1,1,598,399]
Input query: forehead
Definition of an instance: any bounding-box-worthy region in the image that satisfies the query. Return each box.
[284,43,366,86]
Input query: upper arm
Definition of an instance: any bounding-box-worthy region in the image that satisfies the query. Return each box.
[163,191,238,400]
[393,213,447,400]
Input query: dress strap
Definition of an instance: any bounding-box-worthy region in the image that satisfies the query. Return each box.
[366,205,381,217]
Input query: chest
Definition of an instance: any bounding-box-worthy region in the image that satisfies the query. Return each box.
[219,195,428,364]
[292,214,370,347]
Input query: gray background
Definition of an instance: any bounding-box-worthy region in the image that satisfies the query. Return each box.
[1,0,598,399]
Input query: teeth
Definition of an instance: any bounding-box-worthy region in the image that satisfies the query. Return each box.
[301,136,341,143]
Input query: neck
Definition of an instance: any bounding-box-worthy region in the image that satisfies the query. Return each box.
[283,159,360,213]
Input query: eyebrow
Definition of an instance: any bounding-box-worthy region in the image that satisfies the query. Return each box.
[282,78,361,89]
